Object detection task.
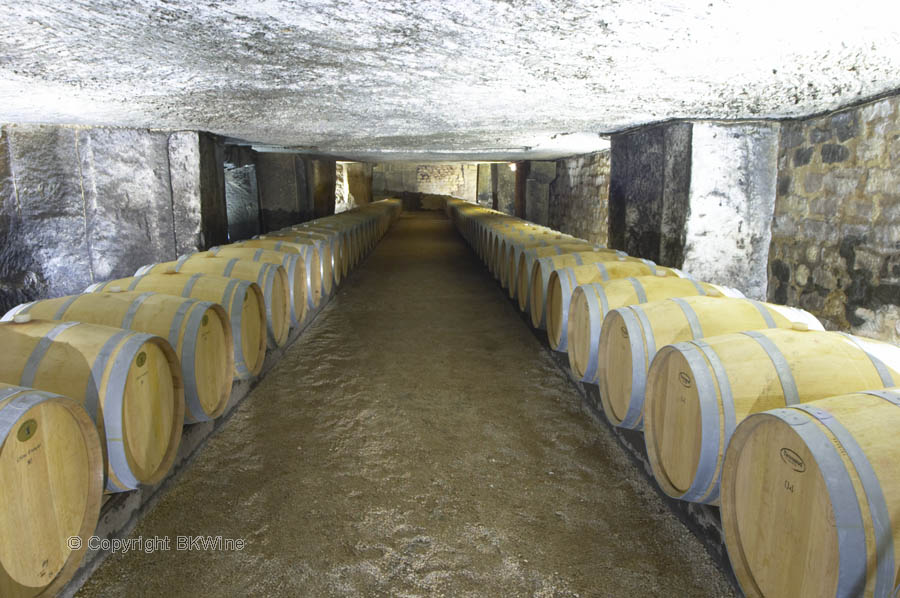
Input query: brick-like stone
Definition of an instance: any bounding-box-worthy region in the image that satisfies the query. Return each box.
[821,143,850,163]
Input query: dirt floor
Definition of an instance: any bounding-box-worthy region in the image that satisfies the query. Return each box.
[76,211,735,597]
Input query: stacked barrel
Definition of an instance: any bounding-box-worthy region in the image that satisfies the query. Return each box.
[445,197,900,597]
[0,198,401,593]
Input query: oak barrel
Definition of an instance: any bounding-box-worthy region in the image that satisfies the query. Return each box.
[721,388,900,598]
[546,260,681,351]
[260,232,335,295]
[4,290,234,424]
[0,318,185,492]
[566,276,744,383]
[136,255,289,349]
[87,272,266,379]
[643,328,900,505]
[207,246,306,326]
[0,383,103,598]
[231,238,323,311]
[529,253,665,327]
[597,296,822,429]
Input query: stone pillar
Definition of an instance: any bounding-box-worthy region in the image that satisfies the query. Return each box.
[476,163,493,206]
[197,133,228,249]
[681,123,779,299]
[255,153,308,231]
[224,164,261,241]
[524,161,557,226]
[490,163,500,210]
[496,163,516,215]
[346,163,373,207]
[514,161,529,219]
[608,122,692,264]
[0,124,218,314]
[308,158,337,218]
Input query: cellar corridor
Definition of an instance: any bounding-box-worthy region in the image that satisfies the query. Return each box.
[75,212,733,597]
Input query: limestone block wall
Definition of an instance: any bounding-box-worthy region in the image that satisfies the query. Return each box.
[769,96,900,342]
[372,163,477,206]
[548,151,610,246]
[0,124,224,315]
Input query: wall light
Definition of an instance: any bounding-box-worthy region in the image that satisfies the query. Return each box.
[508,163,517,172]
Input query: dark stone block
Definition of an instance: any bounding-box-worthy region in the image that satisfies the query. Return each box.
[198,133,228,248]
[781,123,805,149]
[809,126,833,144]
[777,174,792,196]
[793,146,814,167]
[832,111,859,142]
[821,143,849,164]
[872,283,900,307]
[256,153,307,231]
[225,165,261,242]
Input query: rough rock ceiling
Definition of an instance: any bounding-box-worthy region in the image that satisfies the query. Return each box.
[1,1,898,160]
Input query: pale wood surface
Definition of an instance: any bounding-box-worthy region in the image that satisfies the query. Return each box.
[0,384,103,598]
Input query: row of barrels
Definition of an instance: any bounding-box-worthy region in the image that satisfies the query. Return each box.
[444,198,900,598]
[0,199,402,598]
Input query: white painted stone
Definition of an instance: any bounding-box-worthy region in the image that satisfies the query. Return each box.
[681,122,780,300]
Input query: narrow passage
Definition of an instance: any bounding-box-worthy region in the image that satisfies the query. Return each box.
[77,212,734,597]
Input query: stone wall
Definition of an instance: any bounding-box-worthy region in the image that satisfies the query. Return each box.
[769,96,900,342]
[548,151,610,246]
[372,163,477,206]
[0,124,221,314]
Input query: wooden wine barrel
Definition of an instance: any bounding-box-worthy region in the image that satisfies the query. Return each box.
[597,296,823,430]
[295,221,354,273]
[497,229,574,284]
[721,388,900,598]
[546,260,682,351]
[508,242,594,297]
[287,224,347,277]
[87,272,266,379]
[0,318,186,492]
[261,231,335,294]
[529,252,657,327]
[207,246,306,326]
[0,383,103,598]
[643,329,900,505]
[136,255,289,349]
[499,232,574,283]
[231,238,323,311]
[3,290,234,424]
[566,276,744,383]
